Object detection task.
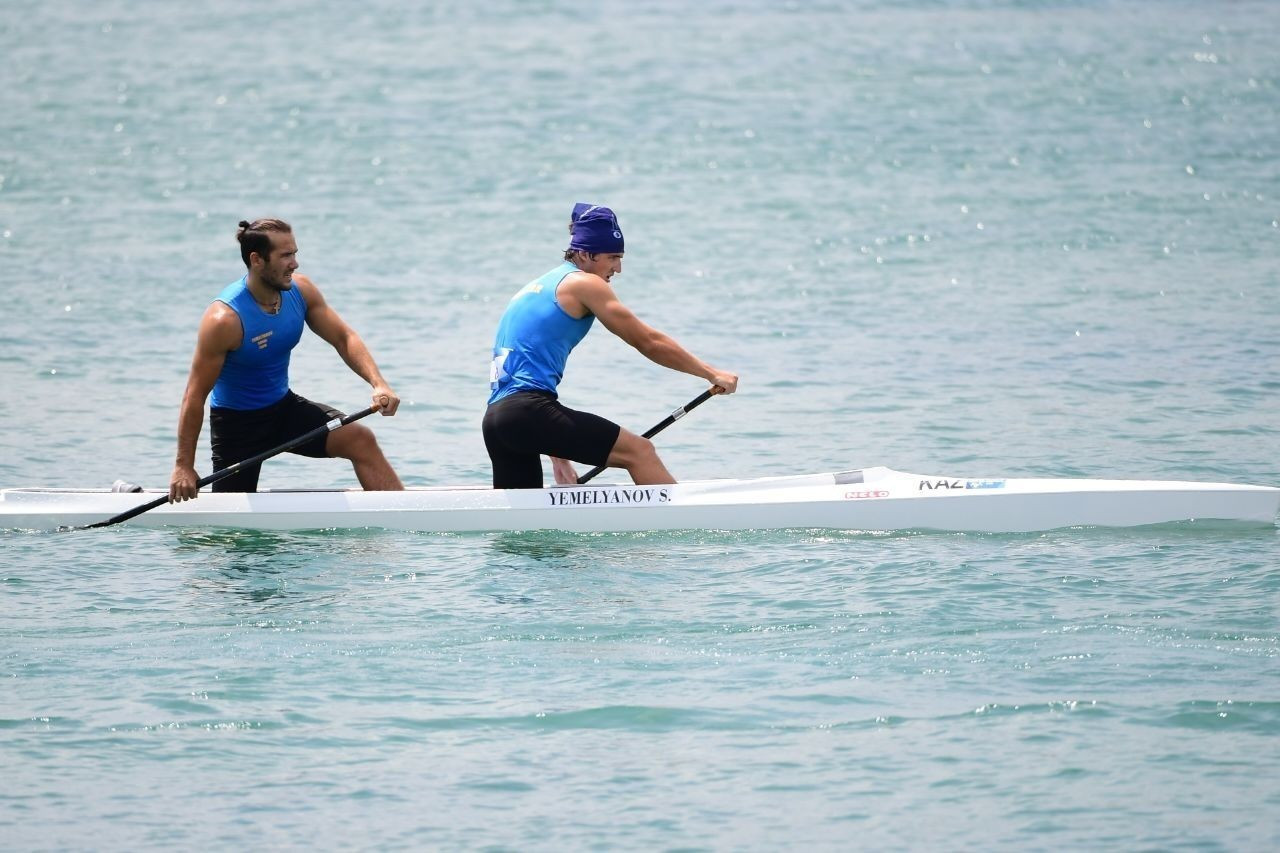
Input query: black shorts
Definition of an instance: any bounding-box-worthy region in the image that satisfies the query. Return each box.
[210,391,342,492]
[482,390,621,489]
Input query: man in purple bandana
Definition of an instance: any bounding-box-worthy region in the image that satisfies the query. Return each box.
[483,204,738,489]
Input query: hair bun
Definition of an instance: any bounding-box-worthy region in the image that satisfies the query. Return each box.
[238,220,251,230]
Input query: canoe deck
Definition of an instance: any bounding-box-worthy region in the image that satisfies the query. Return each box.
[3,467,1277,534]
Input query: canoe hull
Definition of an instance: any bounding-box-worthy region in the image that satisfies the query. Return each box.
[3,468,1277,534]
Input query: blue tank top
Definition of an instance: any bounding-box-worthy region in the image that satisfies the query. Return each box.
[209,276,308,410]
[488,261,595,404]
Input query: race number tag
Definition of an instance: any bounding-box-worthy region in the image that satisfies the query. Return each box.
[489,348,511,389]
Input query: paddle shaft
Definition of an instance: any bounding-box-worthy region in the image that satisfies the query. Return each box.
[81,405,379,530]
[576,390,715,485]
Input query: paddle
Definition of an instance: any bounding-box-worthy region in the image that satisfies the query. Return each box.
[78,405,379,530]
[576,389,715,485]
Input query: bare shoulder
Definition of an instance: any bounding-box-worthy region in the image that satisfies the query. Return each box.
[561,269,607,292]
[558,270,616,317]
[291,272,322,303]
[560,270,618,305]
[203,299,240,328]
[200,300,243,350]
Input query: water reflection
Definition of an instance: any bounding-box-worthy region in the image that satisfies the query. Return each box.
[485,529,729,563]
[486,531,585,564]
[478,530,732,613]
[175,527,399,608]
[177,527,301,557]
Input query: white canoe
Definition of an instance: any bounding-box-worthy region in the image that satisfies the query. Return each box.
[2,467,1276,534]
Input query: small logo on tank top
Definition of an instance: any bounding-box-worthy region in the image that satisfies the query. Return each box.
[252,330,273,350]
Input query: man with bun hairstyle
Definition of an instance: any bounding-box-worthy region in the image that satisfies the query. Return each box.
[169,218,403,501]
[483,204,738,488]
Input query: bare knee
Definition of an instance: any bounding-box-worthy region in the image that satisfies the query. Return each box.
[608,432,658,468]
[607,430,673,485]
[326,423,380,461]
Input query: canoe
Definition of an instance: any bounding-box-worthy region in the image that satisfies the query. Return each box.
[2,467,1276,534]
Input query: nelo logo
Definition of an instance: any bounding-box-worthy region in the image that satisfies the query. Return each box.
[844,490,889,499]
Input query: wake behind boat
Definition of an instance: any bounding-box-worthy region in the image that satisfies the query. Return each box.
[2,467,1276,534]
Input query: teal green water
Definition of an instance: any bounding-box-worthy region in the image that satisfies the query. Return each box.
[3,1,1279,848]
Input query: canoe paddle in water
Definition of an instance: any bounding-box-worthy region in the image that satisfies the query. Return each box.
[576,389,716,485]
[76,405,380,531]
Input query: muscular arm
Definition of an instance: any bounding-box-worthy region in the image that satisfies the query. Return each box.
[561,273,738,393]
[295,274,400,414]
[170,303,240,501]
